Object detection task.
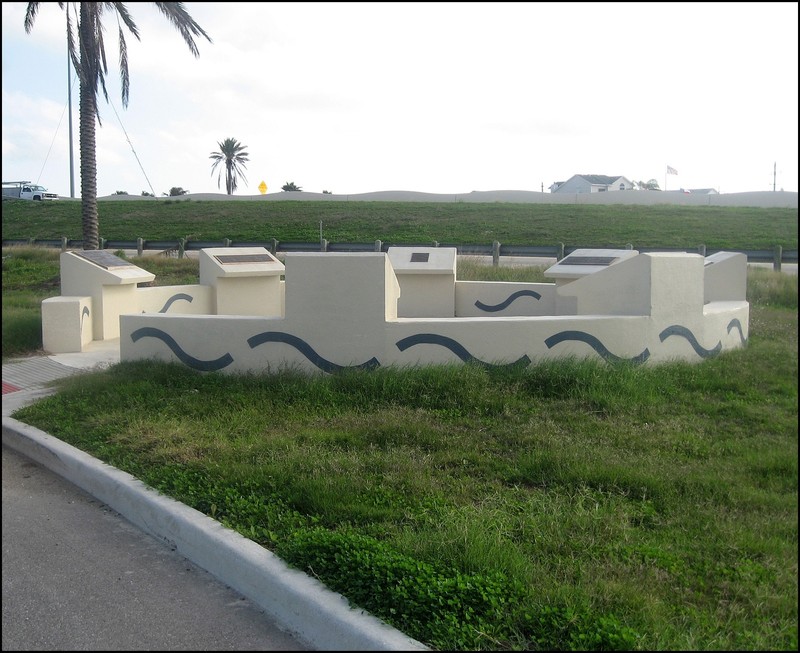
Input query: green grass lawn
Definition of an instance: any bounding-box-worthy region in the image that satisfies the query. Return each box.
[4,244,797,651]
[2,197,797,250]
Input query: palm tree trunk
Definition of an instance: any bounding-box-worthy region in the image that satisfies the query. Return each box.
[78,4,99,250]
[79,82,99,250]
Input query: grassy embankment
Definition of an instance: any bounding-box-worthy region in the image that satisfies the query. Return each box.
[2,197,797,250]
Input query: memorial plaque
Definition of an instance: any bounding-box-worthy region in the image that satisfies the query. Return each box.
[410,252,430,263]
[74,250,134,269]
[214,253,275,265]
[558,256,618,266]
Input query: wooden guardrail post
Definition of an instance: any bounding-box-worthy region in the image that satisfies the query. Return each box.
[15,239,786,269]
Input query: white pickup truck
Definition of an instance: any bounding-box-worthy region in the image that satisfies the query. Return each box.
[2,180,59,201]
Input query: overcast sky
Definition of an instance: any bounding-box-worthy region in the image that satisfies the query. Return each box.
[2,2,797,198]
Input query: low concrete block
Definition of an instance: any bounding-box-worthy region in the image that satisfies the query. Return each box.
[42,296,93,353]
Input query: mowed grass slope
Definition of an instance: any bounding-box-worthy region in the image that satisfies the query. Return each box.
[2,198,797,250]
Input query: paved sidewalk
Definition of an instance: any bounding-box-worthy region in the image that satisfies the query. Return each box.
[2,444,310,651]
[3,342,427,651]
[2,356,81,393]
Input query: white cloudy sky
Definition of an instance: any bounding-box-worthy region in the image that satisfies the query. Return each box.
[2,2,797,198]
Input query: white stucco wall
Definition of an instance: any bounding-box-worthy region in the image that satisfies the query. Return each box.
[455,281,557,317]
[704,252,748,302]
[41,296,93,353]
[44,246,749,368]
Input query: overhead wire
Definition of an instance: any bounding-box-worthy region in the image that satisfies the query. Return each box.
[38,71,158,198]
[36,73,77,186]
[108,97,157,198]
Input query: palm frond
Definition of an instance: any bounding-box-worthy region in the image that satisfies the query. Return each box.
[154,1,212,56]
[23,2,40,33]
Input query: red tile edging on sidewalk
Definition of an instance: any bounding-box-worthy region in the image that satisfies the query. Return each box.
[2,381,22,395]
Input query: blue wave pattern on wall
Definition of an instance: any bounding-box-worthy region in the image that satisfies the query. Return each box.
[248,331,380,373]
[158,293,194,313]
[658,325,721,358]
[130,327,234,371]
[544,330,651,364]
[395,333,531,369]
[128,321,743,375]
[727,318,747,344]
[474,289,542,313]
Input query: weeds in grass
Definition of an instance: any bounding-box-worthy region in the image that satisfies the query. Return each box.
[748,266,799,308]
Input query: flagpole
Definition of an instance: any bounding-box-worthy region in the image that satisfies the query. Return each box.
[665,165,677,191]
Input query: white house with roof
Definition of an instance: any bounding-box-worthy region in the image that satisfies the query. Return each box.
[550,174,634,194]
[664,188,719,195]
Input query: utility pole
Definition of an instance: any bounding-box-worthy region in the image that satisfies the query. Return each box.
[67,35,75,198]
[773,162,776,191]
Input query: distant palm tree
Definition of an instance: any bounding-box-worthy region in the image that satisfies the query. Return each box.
[24,2,211,250]
[209,138,250,195]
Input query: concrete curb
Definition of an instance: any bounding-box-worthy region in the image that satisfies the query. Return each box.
[2,415,428,651]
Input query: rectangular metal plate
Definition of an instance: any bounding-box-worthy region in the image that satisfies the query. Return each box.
[73,250,133,269]
[214,254,275,264]
[558,256,618,266]
[410,252,430,263]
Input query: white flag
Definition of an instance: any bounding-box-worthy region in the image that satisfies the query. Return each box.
[667,165,678,175]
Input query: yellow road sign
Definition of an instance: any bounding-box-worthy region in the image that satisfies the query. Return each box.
[258,180,267,194]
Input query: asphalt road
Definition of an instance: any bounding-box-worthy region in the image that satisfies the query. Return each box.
[2,444,310,651]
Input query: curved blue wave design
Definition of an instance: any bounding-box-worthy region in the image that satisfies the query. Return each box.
[395,333,530,369]
[247,331,380,373]
[474,289,542,313]
[659,325,721,358]
[727,318,747,344]
[130,327,234,371]
[158,293,194,313]
[544,330,650,364]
